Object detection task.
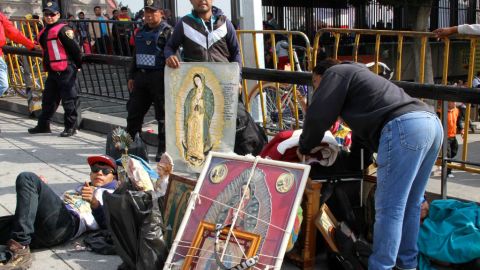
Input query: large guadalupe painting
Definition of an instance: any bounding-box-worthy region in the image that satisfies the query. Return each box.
[165,63,239,173]
[164,152,311,270]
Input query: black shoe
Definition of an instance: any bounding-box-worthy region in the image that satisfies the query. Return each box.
[28,125,51,134]
[60,128,76,137]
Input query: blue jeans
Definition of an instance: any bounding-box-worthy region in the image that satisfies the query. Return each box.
[368,111,443,270]
[0,57,8,96]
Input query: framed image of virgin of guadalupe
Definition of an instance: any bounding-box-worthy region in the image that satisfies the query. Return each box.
[164,63,240,173]
[164,152,311,270]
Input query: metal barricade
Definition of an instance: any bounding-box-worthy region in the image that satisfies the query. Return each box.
[313,28,480,197]
[236,30,312,133]
[5,19,45,97]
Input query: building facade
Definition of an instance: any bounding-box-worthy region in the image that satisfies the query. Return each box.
[0,0,117,19]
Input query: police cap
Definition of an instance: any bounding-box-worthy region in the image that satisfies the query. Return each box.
[43,1,60,13]
[145,0,163,11]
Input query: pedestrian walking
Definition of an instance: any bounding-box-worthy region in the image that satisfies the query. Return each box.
[28,1,82,137]
[126,0,172,161]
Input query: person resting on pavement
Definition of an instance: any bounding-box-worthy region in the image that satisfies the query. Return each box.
[0,155,118,270]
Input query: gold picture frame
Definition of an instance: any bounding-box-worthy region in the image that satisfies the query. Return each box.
[315,204,339,253]
[182,221,261,270]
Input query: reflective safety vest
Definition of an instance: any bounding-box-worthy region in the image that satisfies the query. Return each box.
[38,23,68,72]
[135,24,169,70]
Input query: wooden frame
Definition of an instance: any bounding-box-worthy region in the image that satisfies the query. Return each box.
[315,203,339,253]
[182,221,261,270]
[163,173,197,248]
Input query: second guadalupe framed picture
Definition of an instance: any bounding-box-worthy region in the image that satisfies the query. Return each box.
[164,152,311,269]
[163,173,197,248]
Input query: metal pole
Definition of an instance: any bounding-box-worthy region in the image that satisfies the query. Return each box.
[441,100,448,199]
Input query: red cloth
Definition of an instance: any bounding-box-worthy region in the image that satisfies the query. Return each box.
[0,12,35,56]
[260,130,340,166]
[260,130,299,162]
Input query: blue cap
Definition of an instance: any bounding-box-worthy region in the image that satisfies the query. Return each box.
[43,1,60,13]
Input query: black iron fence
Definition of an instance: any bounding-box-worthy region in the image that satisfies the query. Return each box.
[262,0,480,39]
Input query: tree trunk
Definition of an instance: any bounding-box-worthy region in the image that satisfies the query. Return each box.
[408,2,434,84]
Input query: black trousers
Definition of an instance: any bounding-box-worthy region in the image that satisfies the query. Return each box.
[9,172,76,247]
[38,65,78,129]
[447,137,459,174]
[126,70,165,151]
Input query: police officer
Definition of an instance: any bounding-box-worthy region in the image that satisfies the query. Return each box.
[127,0,172,161]
[28,1,82,137]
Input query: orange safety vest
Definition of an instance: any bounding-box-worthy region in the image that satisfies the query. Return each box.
[38,23,68,71]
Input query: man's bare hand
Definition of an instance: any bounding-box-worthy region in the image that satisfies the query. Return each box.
[166,55,180,69]
[128,79,135,93]
[81,182,99,208]
[38,175,48,184]
[433,26,458,38]
[296,148,310,162]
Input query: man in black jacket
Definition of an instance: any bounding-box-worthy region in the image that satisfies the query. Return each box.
[164,0,267,156]
[299,60,443,270]
[164,0,241,67]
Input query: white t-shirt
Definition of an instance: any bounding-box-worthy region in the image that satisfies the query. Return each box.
[458,24,480,35]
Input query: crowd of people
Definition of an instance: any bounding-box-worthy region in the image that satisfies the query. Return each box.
[59,5,175,56]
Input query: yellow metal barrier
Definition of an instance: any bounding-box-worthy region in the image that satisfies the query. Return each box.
[313,28,480,175]
[5,19,45,98]
[236,30,311,133]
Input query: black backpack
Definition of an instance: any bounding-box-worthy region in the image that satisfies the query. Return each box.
[234,101,268,156]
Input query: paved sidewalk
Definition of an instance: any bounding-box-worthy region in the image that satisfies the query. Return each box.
[0,111,122,270]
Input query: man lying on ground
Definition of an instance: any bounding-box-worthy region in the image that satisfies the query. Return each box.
[0,155,118,270]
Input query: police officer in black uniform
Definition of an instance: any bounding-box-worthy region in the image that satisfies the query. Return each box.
[127,0,172,161]
[28,1,82,137]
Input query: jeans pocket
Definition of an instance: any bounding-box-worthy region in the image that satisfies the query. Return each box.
[397,114,434,151]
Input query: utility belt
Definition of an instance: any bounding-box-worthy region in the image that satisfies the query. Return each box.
[138,68,163,73]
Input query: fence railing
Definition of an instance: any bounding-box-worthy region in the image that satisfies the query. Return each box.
[236,30,312,132]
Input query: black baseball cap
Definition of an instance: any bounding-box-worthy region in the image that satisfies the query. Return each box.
[43,1,60,13]
[145,0,163,11]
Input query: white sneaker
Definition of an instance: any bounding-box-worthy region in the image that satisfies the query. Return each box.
[447,173,454,178]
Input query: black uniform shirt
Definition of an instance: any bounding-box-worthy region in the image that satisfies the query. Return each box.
[127,21,172,80]
[39,22,82,71]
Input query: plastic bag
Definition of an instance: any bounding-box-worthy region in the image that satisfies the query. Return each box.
[103,190,167,270]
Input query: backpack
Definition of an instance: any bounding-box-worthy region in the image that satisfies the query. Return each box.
[234,101,268,156]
